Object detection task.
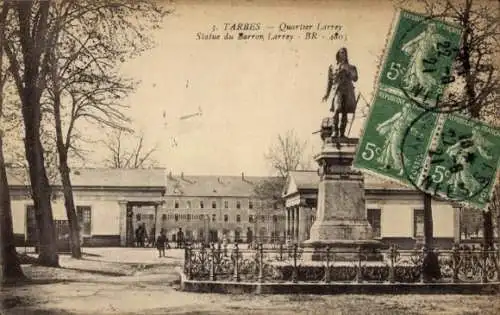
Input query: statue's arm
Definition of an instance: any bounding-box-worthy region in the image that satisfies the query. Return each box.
[350,65,358,82]
[323,65,334,100]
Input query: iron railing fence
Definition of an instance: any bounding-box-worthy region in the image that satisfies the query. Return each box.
[183,243,500,284]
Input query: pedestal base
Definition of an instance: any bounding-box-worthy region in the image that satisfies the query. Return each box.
[302,239,386,261]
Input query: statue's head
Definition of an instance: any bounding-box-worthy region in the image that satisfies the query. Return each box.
[336,47,349,64]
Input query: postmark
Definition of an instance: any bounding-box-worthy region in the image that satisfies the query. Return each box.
[400,112,500,209]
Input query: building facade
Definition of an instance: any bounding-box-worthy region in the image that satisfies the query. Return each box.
[283,171,460,249]
[9,168,459,248]
[9,168,167,247]
[160,172,286,244]
[8,168,285,247]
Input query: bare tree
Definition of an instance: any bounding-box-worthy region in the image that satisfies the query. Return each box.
[2,0,60,266]
[0,1,25,283]
[40,0,165,258]
[265,129,312,179]
[103,130,159,169]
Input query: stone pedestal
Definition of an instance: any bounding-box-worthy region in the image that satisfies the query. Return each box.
[302,137,384,261]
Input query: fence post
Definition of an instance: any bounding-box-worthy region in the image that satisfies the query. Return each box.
[233,243,240,282]
[355,246,362,283]
[324,246,331,283]
[183,246,188,274]
[258,243,264,283]
[200,244,207,274]
[279,242,283,261]
[389,244,397,283]
[217,241,222,261]
[292,243,298,283]
[481,245,488,284]
[210,243,216,281]
[187,244,193,280]
[420,246,426,284]
[452,243,459,283]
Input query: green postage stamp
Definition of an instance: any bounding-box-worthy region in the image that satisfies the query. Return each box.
[378,9,462,109]
[354,90,438,187]
[354,9,500,210]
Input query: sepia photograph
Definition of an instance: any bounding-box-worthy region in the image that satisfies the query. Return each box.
[0,0,499,314]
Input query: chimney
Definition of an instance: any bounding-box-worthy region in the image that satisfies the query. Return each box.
[241,172,244,181]
[181,172,184,180]
[218,177,222,184]
[168,171,172,178]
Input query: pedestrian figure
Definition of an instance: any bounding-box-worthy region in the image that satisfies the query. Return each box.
[222,234,228,257]
[149,226,156,247]
[135,226,141,247]
[156,229,167,258]
[177,228,184,249]
[246,227,253,249]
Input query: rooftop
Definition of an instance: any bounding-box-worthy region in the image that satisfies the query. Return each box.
[7,167,167,188]
[166,173,275,197]
[284,170,413,197]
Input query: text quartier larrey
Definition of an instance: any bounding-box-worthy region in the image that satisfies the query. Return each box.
[221,22,341,32]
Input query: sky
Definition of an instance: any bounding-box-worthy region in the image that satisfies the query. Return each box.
[93,0,397,176]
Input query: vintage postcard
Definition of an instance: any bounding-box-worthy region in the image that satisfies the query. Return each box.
[1,0,499,314]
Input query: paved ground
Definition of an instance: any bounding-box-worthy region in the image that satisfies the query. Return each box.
[1,247,499,315]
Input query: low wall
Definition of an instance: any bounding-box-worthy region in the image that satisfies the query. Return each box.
[179,272,500,295]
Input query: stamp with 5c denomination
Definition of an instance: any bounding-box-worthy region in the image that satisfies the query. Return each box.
[378,9,462,111]
[353,90,439,186]
[415,113,500,209]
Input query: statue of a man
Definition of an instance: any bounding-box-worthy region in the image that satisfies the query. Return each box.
[322,47,358,138]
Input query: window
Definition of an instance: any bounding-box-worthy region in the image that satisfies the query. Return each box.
[249,215,254,223]
[149,214,154,220]
[236,214,241,222]
[249,200,253,209]
[224,214,229,222]
[413,209,425,238]
[77,206,92,236]
[187,214,191,221]
[175,214,179,222]
[212,214,216,222]
[212,201,217,209]
[174,200,179,209]
[136,214,141,221]
[273,215,278,223]
[162,214,167,221]
[200,201,204,209]
[224,200,229,208]
[236,200,241,209]
[186,201,191,209]
[367,208,381,238]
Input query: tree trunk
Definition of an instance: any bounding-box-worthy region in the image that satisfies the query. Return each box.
[0,136,26,283]
[22,100,59,266]
[482,210,493,250]
[422,193,441,281]
[423,193,433,249]
[58,162,81,258]
[53,92,82,259]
